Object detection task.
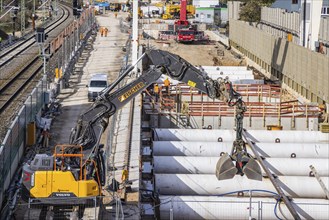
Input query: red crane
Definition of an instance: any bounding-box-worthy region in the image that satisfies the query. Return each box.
[159,0,208,43]
[174,0,189,27]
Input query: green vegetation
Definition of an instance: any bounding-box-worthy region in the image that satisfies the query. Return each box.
[220,0,275,22]
[239,0,275,22]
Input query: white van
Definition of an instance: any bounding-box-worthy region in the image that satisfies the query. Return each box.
[87,74,109,101]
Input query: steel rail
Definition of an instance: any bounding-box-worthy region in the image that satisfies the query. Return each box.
[242,130,302,220]
[0,4,71,114]
[0,56,42,113]
[0,4,70,67]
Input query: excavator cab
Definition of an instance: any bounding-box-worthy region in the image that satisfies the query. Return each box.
[22,145,102,203]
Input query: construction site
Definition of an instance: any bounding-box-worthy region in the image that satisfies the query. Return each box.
[0,0,328,219]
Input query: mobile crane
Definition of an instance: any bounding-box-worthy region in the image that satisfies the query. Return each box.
[22,50,262,203]
[159,0,207,43]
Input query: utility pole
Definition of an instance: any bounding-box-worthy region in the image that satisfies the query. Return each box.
[132,0,138,75]
[36,28,49,85]
[11,5,19,38]
[21,0,25,37]
[43,0,46,23]
[54,0,58,17]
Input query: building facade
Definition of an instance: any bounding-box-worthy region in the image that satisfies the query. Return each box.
[193,0,220,8]
[195,7,227,26]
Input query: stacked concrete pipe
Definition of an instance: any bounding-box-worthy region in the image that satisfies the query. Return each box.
[151,129,329,219]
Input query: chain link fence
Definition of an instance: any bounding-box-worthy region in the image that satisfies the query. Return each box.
[0,76,48,210]
[0,8,96,216]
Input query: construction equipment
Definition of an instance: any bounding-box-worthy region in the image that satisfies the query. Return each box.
[159,0,207,43]
[22,49,262,203]
[162,2,195,20]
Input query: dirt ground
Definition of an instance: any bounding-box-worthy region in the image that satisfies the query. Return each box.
[142,39,246,66]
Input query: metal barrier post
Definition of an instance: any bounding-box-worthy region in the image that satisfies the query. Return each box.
[170,198,174,220]
[28,198,31,219]
[258,201,262,220]
[249,190,252,220]
[94,197,97,220]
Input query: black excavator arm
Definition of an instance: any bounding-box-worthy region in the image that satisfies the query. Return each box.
[68,49,262,182]
[22,50,261,200]
[69,50,231,154]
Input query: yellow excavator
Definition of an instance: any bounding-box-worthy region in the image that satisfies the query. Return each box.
[22,50,262,203]
[163,1,195,19]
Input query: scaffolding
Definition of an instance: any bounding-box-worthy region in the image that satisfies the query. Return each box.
[143,83,321,130]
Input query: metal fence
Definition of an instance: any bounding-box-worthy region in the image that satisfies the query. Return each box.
[0,76,48,209]
[0,10,96,213]
[10,194,329,219]
[158,196,329,220]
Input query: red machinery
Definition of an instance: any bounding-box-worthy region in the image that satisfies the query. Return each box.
[174,0,193,42]
[159,0,207,43]
[174,0,188,27]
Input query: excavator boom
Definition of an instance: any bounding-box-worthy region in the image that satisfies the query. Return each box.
[22,49,262,202]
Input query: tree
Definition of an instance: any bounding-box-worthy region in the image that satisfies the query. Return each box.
[239,0,275,22]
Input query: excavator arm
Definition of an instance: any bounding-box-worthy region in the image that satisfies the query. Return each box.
[70,49,262,181]
[70,50,236,151]
[23,50,261,201]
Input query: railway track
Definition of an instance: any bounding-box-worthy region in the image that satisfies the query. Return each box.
[0,4,71,115]
[0,57,42,114]
[0,5,69,68]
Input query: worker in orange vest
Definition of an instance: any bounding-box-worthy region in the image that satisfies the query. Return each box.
[104,27,109,37]
[164,77,170,95]
[154,83,159,102]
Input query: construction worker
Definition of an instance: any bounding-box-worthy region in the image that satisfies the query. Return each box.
[104,27,109,37]
[121,169,128,183]
[42,128,50,148]
[164,77,170,95]
[100,27,104,37]
[154,83,159,102]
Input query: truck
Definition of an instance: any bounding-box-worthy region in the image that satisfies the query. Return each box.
[22,49,261,204]
[87,73,109,102]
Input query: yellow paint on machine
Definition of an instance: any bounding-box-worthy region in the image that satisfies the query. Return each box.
[118,82,145,102]
[30,171,99,198]
[188,80,196,87]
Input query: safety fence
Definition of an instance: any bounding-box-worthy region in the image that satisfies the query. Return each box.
[158,196,329,220]
[0,8,96,215]
[143,83,320,130]
[0,76,47,211]
[169,83,282,100]
[12,194,329,219]
[146,84,320,117]
[47,7,96,94]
